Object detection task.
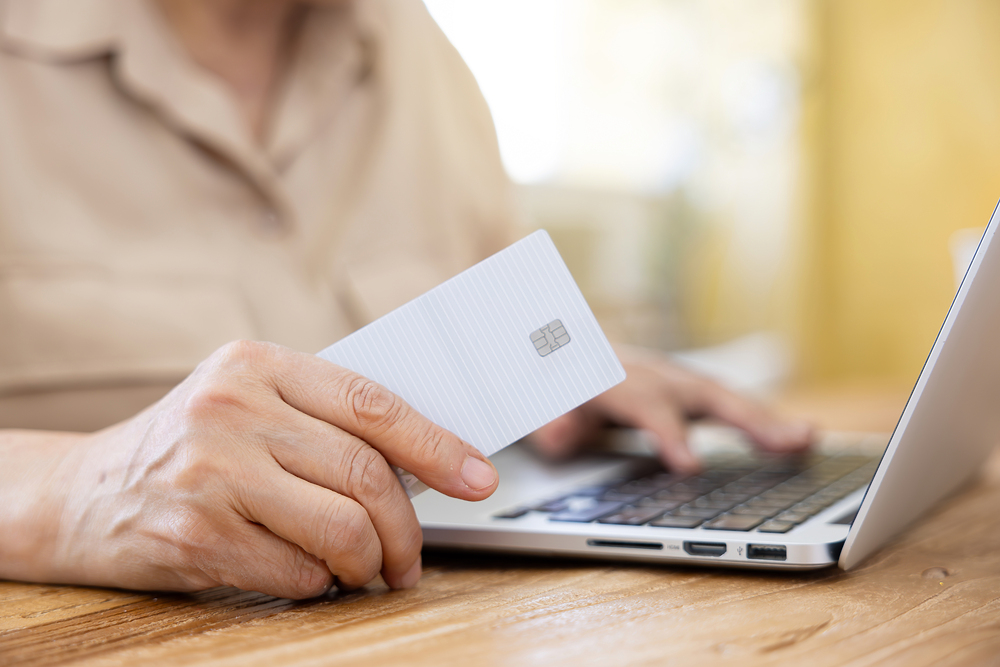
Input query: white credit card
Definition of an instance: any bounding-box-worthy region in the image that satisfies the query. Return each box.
[317,230,626,497]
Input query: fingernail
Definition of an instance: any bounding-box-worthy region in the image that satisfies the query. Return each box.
[681,456,702,474]
[663,452,699,474]
[795,421,815,440]
[461,455,497,490]
[778,421,813,445]
[399,557,422,589]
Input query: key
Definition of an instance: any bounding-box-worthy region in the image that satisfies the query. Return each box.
[648,515,705,529]
[533,498,570,512]
[702,514,767,531]
[597,506,666,526]
[549,501,624,523]
[674,506,724,519]
[756,520,796,533]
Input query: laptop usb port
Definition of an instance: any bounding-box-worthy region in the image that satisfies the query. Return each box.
[747,544,787,561]
[683,541,727,557]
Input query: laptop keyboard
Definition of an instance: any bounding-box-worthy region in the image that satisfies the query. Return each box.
[493,453,879,533]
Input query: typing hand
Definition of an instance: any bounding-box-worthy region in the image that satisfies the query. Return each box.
[529,345,814,474]
[37,341,498,598]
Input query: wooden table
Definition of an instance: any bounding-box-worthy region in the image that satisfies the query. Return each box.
[3,385,999,666]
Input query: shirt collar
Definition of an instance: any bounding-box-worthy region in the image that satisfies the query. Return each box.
[0,0,119,61]
[1,0,380,223]
[266,3,377,168]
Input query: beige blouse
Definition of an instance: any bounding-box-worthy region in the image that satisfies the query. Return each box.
[0,0,519,431]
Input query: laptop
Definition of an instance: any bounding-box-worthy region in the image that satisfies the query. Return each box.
[413,200,1000,570]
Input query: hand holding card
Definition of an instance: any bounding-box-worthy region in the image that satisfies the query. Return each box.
[318,231,626,497]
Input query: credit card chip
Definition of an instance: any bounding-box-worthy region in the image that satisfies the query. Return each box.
[530,319,571,356]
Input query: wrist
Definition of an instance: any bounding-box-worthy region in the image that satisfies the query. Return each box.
[0,429,92,584]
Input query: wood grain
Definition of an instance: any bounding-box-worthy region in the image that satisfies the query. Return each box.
[3,386,999,667]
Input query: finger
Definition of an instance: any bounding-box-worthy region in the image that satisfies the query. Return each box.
[592,389,701,473]
[262,407,423,589]
[251,345,498,499]
[236,467,383,590]
[202,519,335,599]
[630,401,701,474]
[530,412,591,459]
[621,350,816,453]
[679,377,814,452]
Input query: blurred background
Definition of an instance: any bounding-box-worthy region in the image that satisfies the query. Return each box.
[425,0,1000,396]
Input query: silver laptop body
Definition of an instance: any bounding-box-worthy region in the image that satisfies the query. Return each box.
[414,200,1000,570]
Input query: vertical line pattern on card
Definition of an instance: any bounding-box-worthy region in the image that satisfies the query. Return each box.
[317,231,626,466]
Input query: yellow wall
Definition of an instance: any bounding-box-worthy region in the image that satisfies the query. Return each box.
[802,0,1000,382]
